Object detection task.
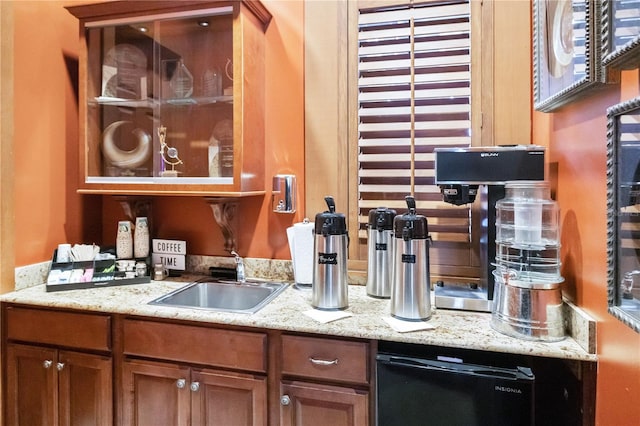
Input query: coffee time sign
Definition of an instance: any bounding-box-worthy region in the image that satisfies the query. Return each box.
[152,239,186,270]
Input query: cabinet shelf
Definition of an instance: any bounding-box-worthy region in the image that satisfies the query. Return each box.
[91,95,233,108]
[164,95,233,106]
[92,97,158,108]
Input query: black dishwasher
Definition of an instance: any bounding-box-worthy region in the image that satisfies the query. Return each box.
[376,343,535,426]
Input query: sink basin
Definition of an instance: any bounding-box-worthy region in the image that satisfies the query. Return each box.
[149,278,288,314]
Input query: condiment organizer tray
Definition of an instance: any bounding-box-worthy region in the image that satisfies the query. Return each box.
[46,250,150,292]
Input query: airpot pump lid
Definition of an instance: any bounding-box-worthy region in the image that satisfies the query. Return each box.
[314,196,348,236]
[368,207,396,231]
[394,196,428,240]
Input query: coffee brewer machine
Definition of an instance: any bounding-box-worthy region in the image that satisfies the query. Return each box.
[434,145,545,312]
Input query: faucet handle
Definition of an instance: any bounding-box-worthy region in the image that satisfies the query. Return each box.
[231,250,246,282]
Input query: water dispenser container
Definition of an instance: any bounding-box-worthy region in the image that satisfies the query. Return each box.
[492,181,565,341]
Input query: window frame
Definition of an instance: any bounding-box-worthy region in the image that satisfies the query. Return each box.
[348,0,486,281]
[304,0,531,282]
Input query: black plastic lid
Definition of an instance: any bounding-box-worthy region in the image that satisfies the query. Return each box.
[368,207,396,231]
[394,196,428,240]
[314,196,348,236]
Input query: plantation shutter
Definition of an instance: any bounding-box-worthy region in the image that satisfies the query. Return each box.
[357,0,479,279]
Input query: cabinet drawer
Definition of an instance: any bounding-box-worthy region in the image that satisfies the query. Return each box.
[281,335,369,385]
[123,319,267,373]
[5,306,111,352]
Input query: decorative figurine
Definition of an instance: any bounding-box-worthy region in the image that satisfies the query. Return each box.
[158,125,183,177]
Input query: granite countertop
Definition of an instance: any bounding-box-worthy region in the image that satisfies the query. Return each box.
[0,277,596,362]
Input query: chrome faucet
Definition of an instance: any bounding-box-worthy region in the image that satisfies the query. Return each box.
[231,250,245,283]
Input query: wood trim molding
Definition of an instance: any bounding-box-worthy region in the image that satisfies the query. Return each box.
[491,0,531,145]
[0,1,15,294]
[304,1,349,219]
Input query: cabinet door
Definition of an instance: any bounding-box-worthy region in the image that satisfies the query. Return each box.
[191,369,267,426]
[6,344,58,426]
[58,350,113,426]
[122,359,191,426]
[280,381,369,426]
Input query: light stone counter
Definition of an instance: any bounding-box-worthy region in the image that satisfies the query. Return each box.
[0,278,596,362]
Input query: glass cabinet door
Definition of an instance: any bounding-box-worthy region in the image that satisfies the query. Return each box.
[86,7,234,184]
[69,1,270,196]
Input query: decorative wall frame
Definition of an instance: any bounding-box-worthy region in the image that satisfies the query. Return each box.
[534,0,606,112]
[606,96,640,334]
[602,0,640,73]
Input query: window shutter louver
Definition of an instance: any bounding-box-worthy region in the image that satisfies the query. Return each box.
[357,0,478,278]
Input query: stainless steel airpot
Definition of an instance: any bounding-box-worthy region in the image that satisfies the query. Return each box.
[390,196,432,321]
[366,207,396,298]
[312,196,349,310]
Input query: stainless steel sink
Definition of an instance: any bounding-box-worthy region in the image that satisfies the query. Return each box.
[149,278,288,314]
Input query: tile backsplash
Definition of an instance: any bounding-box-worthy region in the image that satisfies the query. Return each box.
[13,255,296,290]
[188,255,294,281]
[14,261,51,291]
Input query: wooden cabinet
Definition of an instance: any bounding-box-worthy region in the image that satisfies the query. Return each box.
[121,360,190,426]
[1,303,370,426]
[279,381,368,426]
[65,1,271,196]
[120,318,267,425]
[1,303,596,426]
[122,359,267,426]
[278,334,370,426]
[3,306,113,426]
[1,304,372,426]
[6,344,113,426]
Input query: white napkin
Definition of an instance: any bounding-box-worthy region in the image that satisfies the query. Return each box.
[383,316,436,333]
[304,309,353,324]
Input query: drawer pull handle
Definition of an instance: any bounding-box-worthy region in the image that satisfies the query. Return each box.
[43,360,53,369]
[56,363,65,371]
[176,379,186,389]
[309,357,339,366]
[281,395,291,406]
[190,382,200,392]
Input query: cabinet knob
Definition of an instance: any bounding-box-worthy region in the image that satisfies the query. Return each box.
[309,357,339,366]
[176,379,186,389]
[56,363,65,371]
[280,395,291,406]
[190,382,200,392]
[43,360,53,369]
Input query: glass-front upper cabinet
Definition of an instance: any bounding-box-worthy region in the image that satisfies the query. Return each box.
[66,1,271,196]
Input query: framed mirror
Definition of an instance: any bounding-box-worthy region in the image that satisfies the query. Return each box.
[607,97,640,333]
[602,0,640,73]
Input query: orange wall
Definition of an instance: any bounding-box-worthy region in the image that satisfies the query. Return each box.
[533,71,640,424]
[12,0,101,266]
